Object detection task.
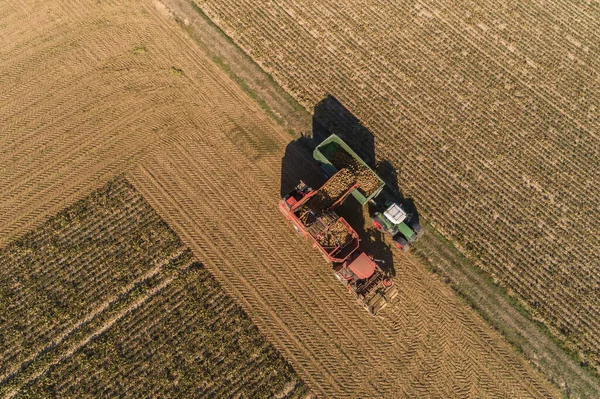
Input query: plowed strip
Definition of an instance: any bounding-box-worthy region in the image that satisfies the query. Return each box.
[129,118,559,397]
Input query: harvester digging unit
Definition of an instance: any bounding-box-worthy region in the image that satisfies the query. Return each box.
[279,170,398,315]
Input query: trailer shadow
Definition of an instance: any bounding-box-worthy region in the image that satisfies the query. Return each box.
[280,95,422,277]
[312,95,376,168]
[279,132,325,197]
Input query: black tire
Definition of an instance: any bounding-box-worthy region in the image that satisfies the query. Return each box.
[411,222,424,238]
[392,235,409,252]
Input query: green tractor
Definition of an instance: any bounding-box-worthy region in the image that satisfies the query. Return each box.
[370,200,423,251]
[313,134,424,251]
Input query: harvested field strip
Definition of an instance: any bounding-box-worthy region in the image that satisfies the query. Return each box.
[0,178,183,380]
[17,264,309,399]
[195,0,600,370]
[0,0,284,248]
[129,125,559,397]
[1,177,309,398]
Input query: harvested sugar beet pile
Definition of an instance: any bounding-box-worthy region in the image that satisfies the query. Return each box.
[317,219,352,247]
[303,168,356,214]
[330,149,380,197]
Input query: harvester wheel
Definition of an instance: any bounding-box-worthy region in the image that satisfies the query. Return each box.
[392,235,409,252]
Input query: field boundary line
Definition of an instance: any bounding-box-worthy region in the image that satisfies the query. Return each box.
[160,4,599,396]
[128,164,344,396]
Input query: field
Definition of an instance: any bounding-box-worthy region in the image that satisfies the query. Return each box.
[128,119,558,397]
[0,0,283,248]
[0,0,585,397]
[192,0,600,371]
[0,178,309,398]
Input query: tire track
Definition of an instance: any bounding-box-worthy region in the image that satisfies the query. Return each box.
[129,121,560,397]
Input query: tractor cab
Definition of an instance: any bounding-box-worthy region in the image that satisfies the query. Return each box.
[371,200,422,251]
[383,202,407,225]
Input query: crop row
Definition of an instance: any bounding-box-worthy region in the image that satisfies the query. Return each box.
[17,263,310,399]
[196,0,600,370]
[0,178,184,378]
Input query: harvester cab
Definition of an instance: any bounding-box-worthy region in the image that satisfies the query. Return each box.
[282,181,312,210]
[340,251,377,281]
[371,200,423,251]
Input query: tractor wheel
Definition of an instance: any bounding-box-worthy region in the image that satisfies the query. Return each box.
[371,214,386,232]
[392,235,409,252]
[411,222,424,238]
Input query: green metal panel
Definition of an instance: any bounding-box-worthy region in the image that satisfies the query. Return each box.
[313,134,385,205]
[396,222,415,240]
[351,187,369,205]
[312,143,332,165]
[375,212,395,231]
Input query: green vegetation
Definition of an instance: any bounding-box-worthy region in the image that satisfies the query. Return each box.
[132,46,147,54]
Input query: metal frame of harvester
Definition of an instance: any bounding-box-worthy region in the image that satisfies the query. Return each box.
[279,171,398,315]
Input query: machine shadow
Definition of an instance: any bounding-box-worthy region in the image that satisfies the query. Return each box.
[279,133,325,197]
[373,160,420,224]
[280,95,422,278]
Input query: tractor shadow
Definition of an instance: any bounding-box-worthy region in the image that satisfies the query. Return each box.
[280,95,422,277]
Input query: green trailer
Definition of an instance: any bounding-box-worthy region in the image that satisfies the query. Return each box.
[313,134,423,251]
[313,134,385,205]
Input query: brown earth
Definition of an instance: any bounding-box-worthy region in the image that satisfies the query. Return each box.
[191,0,600,373]
[0,178,309,398]
[128,120,560,397]
[0,0,567,397]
